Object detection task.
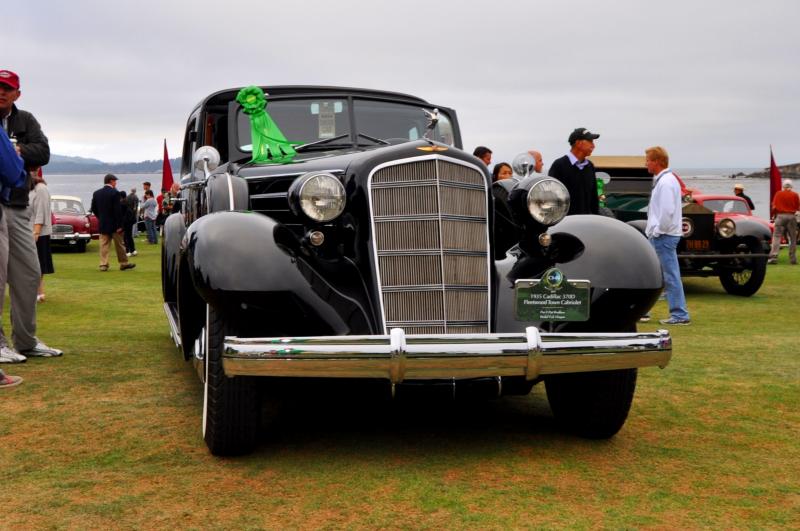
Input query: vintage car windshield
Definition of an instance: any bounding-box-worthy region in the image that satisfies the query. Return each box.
[51,198,86,215]
[236,98,454,151]
[701,198,749,214]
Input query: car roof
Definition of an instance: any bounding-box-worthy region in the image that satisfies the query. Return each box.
[194,85,432,114]
[51,195,83,202]
[692,193,746,201]
[590,156,646,169]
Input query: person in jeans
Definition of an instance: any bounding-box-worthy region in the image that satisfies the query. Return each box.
[644,146,690,326]
[142,189,158,244]
[768,179,799,265]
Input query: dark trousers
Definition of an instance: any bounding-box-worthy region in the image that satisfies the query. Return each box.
[123,223,136,253]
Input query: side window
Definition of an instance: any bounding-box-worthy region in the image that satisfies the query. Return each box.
[181,115,199,181]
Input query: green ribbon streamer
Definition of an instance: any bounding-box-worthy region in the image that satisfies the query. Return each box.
[236,86,297,164]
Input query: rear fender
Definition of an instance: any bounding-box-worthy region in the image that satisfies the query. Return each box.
[162,212,185,303]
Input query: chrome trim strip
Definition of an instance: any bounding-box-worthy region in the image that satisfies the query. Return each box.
[226,173,235,210]
[679,253,770,259]
[249,192,288,200]
[222,328,672,383]
[163,302,181,348]
[434,159,448,332]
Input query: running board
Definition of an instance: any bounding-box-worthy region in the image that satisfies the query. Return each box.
[163,302,181,348]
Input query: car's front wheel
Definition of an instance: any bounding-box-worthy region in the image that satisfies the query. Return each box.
[201,305,260,456]
[76,240,87,253]
[718,239,767,296]
[545,367,637,439]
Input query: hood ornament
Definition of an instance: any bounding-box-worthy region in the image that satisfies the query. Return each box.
[422,108,439,140]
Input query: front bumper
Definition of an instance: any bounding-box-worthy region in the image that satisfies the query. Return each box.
[222,328,672,383]
[51,232,91,244]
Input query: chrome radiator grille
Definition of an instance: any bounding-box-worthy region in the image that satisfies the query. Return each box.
[369,157,490,334]
[52,224,74,234]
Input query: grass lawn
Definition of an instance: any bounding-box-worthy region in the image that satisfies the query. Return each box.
[1,237,798,529]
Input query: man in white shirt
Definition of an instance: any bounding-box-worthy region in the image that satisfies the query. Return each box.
[645,146,690,325]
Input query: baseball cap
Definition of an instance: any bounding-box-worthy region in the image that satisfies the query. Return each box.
[783,179,793,188]
[0,70,20,90]
[734,183,744,190]
[568,127,600,145]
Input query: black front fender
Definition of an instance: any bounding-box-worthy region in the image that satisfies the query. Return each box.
[732,218,771,242]
[496,215,663,333]
[183,211,371,338]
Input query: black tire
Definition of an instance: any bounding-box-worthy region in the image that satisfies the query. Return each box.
[718,239,767,297]
[202,305,260,456]
[161,243,176,304]
[76,241,88,253]
[545,367,638,439]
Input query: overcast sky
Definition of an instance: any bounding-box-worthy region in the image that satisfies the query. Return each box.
[6,0,799,168]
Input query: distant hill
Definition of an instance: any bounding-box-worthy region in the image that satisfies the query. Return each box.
[46,154,181,174]
[746,163,800,180]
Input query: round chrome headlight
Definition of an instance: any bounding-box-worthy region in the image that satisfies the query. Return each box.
[717,218,736,238]
[294,173,346,222]
[682,217,694,238]
[527,178,570,226]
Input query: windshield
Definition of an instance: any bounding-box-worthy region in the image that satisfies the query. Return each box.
[236,97,454,151]
[701,199,749,214]
[51,198,86,215]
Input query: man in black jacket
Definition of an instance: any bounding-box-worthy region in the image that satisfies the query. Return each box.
[0,69,62,360]
[90,174,136,272]
[548,127,601,216]
[734,183,756,211]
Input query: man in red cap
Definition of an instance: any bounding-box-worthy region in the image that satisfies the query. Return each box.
[0,69,61,360]
[0,70,49,171]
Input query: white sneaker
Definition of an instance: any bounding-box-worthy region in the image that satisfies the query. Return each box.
[20,341,63,358]
[0,345,27,363]
[126,252,132,257]
[132,251,138,256]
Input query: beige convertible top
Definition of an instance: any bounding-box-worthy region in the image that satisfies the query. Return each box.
[589,156,646,169]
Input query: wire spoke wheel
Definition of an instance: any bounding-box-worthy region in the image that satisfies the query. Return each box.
[718,240,767,296]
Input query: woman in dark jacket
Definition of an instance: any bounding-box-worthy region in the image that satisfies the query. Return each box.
[120,191,137,256]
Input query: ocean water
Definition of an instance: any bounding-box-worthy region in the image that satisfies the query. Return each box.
[44,172,162,207]
[676,169,770,217]
[43,169,773,219]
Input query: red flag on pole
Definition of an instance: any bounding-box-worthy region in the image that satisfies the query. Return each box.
[161,139,174,192]
[769,146,782,218]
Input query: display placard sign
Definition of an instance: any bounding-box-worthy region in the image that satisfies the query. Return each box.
[514,268,590,322]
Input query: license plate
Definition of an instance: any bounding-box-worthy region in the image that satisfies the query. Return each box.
[685,239,710,251]
[515,268,590,322]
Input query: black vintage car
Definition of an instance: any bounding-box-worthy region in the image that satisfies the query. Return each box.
[592,156,771,296]
[162,86,672,455]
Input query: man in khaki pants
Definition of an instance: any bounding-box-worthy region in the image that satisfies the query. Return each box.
[90,174,136,272]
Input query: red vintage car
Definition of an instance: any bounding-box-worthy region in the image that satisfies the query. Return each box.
[689,193,774,236]
[50,194,99,252]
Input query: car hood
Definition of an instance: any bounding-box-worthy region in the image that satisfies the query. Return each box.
[234,140,480,180]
